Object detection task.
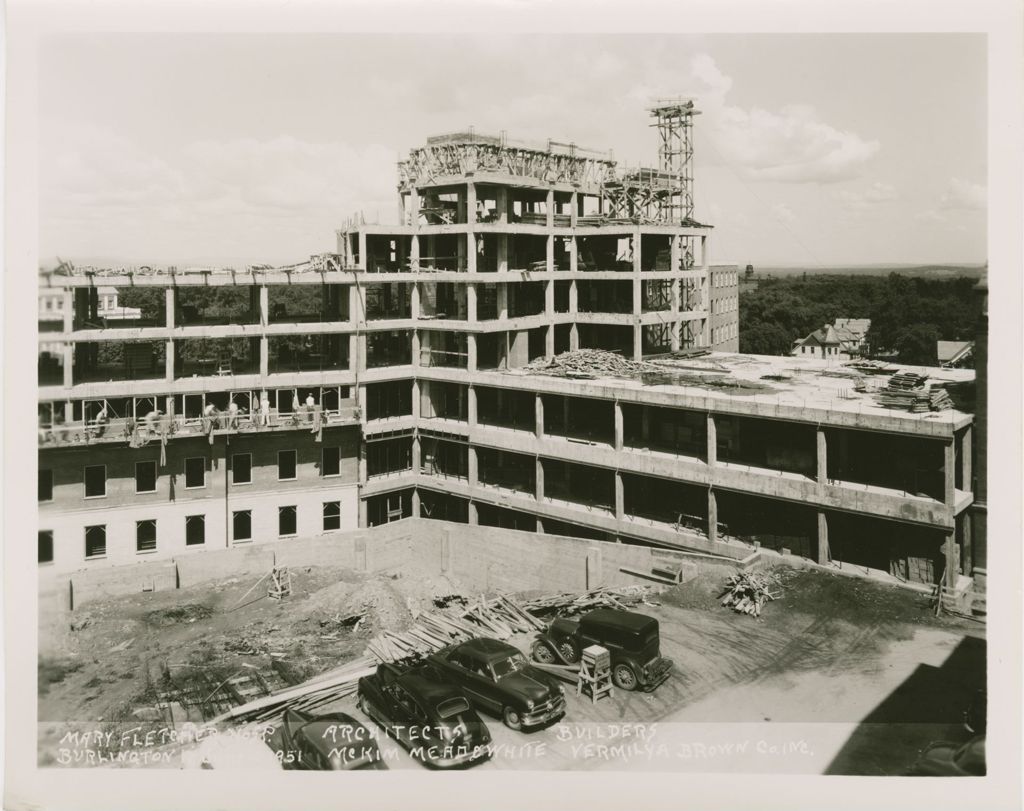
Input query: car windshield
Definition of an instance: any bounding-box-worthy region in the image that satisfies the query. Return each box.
[490,652,529,679]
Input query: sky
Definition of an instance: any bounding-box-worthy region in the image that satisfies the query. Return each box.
[37,33,988,268]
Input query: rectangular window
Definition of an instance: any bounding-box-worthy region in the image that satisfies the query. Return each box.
[135,461,157,494]
[84,465,106,498]
[232,453,252,485]
[85,525,106,558]
[278,450,297,481]
[136,519,157,553]
[39,530,54,564]
[184,457,206,489]
[185,514,205,546]
[279,505,297,537]
[39,469,53,502]
[232,510,252,542]
[322,446,340,477]
[323,501,341,531]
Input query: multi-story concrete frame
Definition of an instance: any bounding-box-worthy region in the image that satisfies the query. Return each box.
[37,111,975,600]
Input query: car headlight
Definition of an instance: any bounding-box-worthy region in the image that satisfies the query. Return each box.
[525,699,535,710]
[557,684,565,696]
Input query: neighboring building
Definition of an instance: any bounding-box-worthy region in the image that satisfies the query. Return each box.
[38,107,975,597]
[937,340,974,369]
[791,318,871,361]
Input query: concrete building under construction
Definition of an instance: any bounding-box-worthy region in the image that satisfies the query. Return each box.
[37,101,979,600]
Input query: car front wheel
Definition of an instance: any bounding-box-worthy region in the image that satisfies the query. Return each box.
[612,664,638,692]
[503,706,524,731]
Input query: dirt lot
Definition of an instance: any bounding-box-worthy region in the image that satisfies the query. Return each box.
[38,564,985,774]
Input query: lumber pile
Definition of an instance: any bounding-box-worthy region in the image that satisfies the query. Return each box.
[520,585,655,618]
[524,349,658,380]
[874,371,955,412]
[719,572,781,618]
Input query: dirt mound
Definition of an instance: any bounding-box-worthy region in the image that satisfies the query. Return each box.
[340,577,415,634]
[145,604,213,627]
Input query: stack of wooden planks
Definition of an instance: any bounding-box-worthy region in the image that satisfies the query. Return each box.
[874,371,954,412]
[520,585,654,618]
[524,349,658,380]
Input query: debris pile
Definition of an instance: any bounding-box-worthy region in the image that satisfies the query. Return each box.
[524,349,657,380]
[875,371,955,412]
[720,572,781,618]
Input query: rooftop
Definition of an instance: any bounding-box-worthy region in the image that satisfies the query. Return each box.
[504,350,974,430]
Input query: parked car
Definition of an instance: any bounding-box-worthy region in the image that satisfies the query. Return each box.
[278,708,386,770]
[532,607,673,692]
[906,736,985,776]
[426,638,566,731]
[357,662,492,769]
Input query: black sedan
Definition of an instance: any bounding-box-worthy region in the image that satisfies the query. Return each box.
[426,638,566,731]
[278,709,386,770]
[357,662,492,769]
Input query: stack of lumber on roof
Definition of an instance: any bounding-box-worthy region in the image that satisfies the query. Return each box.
[874,371,954,412]
[213,587,655,724]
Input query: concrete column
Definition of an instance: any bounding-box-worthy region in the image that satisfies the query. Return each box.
[358,232,368,271]
[466,182,477,225]
[408,188,420,226]
[467,386,477,430]
[706,413,717,466]
[535,393,544,438]
[545,279,555,316]
[466,232,477,273]
[468,501,479,525]
[570,192,578,227]
[670,235,681,274]
[961,512,973,578]
[63,344,74,388]
[467,334,478,372]
[165,288,176,329]
[166,340,175,382]
[569,324,579,351]
[410,283,420,320]
[358,498,368,528]
[63,289,75,332]
[568,280,578,313]
[944,530,959,586]
[961,427,972,491]
[615,472,625,521]
[411,379,421,420]
[816,428,828,487]
[497,284,508,320]
[569,237,578,272]
[497,235,509,273]
[410,234,420,272]
[614,401,624,451]
[468,446,478,487]
[546,189,555,228]
[257,286,268,328]
[467,284,478,324]
[545,326,555,359]
[348,334,359,374]
[640,404,650,444]
[816,511,829,564]
[707,489,718,544]
[633,324,643,362]
[411,488,421,518]
[944,440,956,506]
[411,330,421,368]
[411,435,421,474]
[496,187,509,224]
[670,321,681,353]
[536,458,545,501]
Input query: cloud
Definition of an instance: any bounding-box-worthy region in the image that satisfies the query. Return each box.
[40,125,398,264]
[770,202,797,226]
[938,177,986,210]
[834,182,899,212]
[681,55,879,184]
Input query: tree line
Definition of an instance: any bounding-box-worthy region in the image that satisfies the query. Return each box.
[739,273,983,365]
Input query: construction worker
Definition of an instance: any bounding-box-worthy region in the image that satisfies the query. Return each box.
[93,404,109,437]
[227,399,240,430]
[144,409,162,438]
[260,394,271,427]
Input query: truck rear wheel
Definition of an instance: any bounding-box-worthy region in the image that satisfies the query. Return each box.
[532,641,557,664]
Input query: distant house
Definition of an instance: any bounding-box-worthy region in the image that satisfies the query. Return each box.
[937,340,974,368]
[791,318,871,361]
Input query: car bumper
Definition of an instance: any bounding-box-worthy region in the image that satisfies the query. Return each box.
[639,657,673,691]
[522,697,567,727]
